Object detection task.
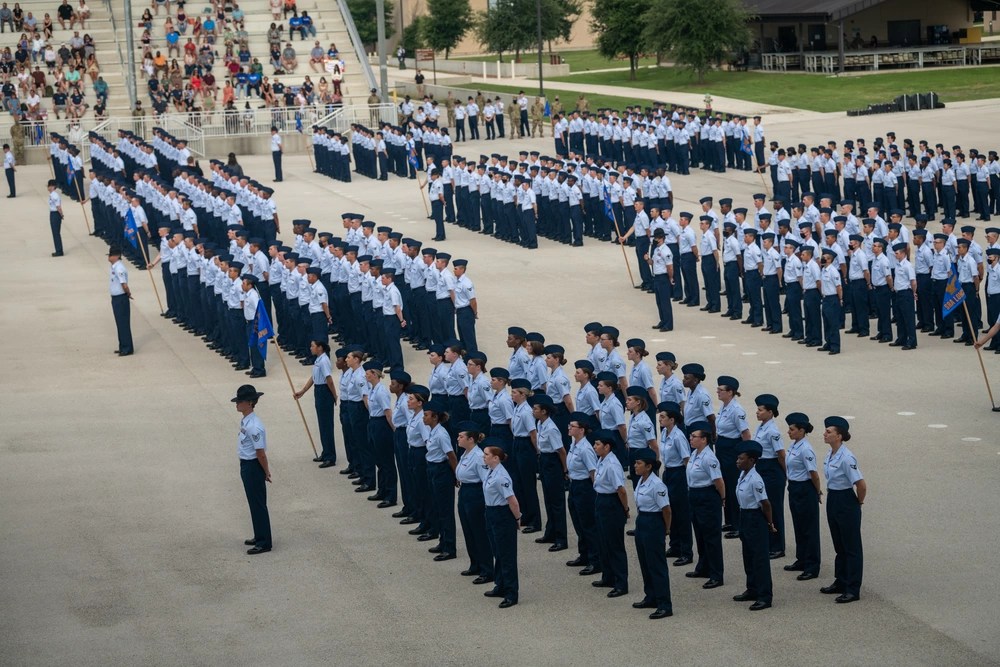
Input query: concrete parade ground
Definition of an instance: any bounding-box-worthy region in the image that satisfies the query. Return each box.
[2,99,1000,666]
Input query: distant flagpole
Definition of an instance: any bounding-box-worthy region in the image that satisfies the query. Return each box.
[125,211,164,313]
[273,338,319,457]
[605,184,635,287]
[412,154,430,216]
[298,113,316,172]
[67,162,91,235]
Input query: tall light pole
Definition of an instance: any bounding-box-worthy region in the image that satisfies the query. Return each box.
[536,0,543,96]
[377,0,389,101]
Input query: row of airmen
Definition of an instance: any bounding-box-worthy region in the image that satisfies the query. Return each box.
[623,192,1000,354]
[291,327,866,611]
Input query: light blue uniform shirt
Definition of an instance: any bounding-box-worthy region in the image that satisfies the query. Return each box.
[566,438,598,480]
[785,438,817,482]
[467,373,491,410]
[508,347,530,380]
[428,363,448,396]
[736,467,768,509]
[425,424,452,462]
[626,411,655,449]
[343,367,368,401]
[684,384,713,426]
[527,356,547,391]
[594,453,626,493]
[716,400,748,438]
[630,362,654,391]
[754,419,783,459]
[312,353,332,386]
[659,426,691,467]
[824,445,863,490]
[488,389,514,425]
[686,447,721,488]
[575,382,600,415]
[545,367,571,405]
[511,401,535,437]
[456,446,488,484]
[367,382,391,418]
[635,474,670,512]
[445,361,469,396]
[483,464,515,506]
[598,394,625,430]
[406,410,429,447]
[536,418,563,453]
[659,375,684,404]
[392,392,410,428]
[237,412,266,460]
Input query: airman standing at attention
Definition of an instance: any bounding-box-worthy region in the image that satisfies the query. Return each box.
[531,97,545,138]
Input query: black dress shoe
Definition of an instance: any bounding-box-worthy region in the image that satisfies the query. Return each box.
[318,461,336,468]
[607,588,628,598]
[820,583,845,594]
[724,531,740,539]
[579,565,600,576]
[484,588,504,598]
[312,456,324,463]
[889,341,903,347]
[460,568,478,576]
[649,608,673,619]
[834,593,859,604]
[348,472,361,479]
[626,529,636,536]
[407,525,427,534]
[592,580,614,588]
[672,556,693,566]
[377,501,397,509]
[244,538,257,545]
[472,575,493,585]
[566,556,587,567]
[534,536,555,544]
[521,526,540,534]
[498,598,517,608]
[783,562,804,571]
[749,601,772,611]
[428,545,443,553]
[732,590,757,602]
[685,571,709,579]
[702,579,723,589]
[632,598,657,609]
[664,548,679,557]
[417,533,438,542]
[797,572,819,581]
[354,485,375,492]
[400,517,420,525]
[721,524,734,531]
[769,551,785,559]
[433,553,456,562]
[548,543,568,552]
[247,546,271,555]
[367,493,385,501]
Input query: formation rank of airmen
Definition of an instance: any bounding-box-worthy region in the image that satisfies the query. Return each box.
[288,320,867,612]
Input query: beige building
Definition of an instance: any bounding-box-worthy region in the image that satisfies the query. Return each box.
[393,0,596,56]
[746,0,975,53]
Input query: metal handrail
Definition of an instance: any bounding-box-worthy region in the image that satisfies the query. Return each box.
[102,0,136,110]
[334,0,379,95]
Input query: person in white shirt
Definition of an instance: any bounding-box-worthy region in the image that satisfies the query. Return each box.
[108,245,134,355]
[3,143,15,198]
[270,126,283,182]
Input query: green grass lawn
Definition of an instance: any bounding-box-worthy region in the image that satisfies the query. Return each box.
[456,48,658,72]
[549,66,1000,112]
[452,81,655,114]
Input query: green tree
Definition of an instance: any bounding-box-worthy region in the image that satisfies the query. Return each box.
[401,15,427,53]
[347,0,396,49]
[423,0,474,59]
[475,0,580,60]
[590,0,645,79]
[641,0,753,83]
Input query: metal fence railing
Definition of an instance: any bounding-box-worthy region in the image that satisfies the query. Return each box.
[12,103,400,159]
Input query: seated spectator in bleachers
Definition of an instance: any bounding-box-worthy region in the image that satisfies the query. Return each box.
[327,43,338,60]
[221,77,234,105]
[269,0,280,20]
[154,49,167,75]
[22,11,35,32]
[141,28,151,48]
[288,11,302,40]
[268,43,280,72]
[31,32,44,62]
[234,66,247,97]
[167,59,182,88]
[300,10,315,38]
[67,86,86,118]
[151,0,170,16]
[238,43,250,65]
[309,40,324,72]
[1,3,13,33]
[166,27,180,57]
[75,0,89,28]
[175,3,186,29]
[12,3,22,30]
[51,88,67,116]
[231,2,244,22]
[141,7,153,29]
[183,49,196,76]
[93,95,106,119]
[41,12,53,39]
[14,41,28,67]
[202,68,216,98]
[57,0,74,30]
[280,42,297,73]
[267,22,281,50]
[69,31,84,59]
[43,43,57,71]
[248,58,262,92]
[85,52,98,81]
[183,37,196,59]
[92,74,107,103]
[64,62,81,87]
[282,0,295,19]
[330,63,343,95]
[31,63,45,89]
[24,86,40,114]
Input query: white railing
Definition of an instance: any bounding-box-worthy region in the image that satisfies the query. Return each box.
[314,103,397,134]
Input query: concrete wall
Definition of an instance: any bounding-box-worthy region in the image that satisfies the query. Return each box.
[755,0,973,51]
[393,0,596,56]
[374,56,570,78]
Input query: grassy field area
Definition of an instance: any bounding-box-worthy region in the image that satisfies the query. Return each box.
[549,66,1000,112]
[451,81,654,114]
[456,49,658,72]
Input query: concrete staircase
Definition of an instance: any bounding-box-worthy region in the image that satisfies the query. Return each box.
[112,0,372,108]
[0,0,131,125]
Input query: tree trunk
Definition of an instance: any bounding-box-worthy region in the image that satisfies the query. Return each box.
[629,53,637,80]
